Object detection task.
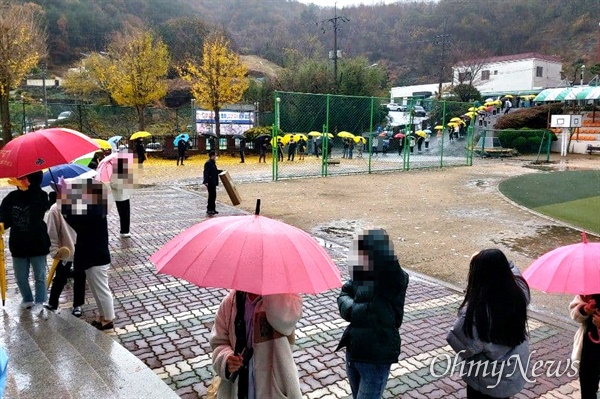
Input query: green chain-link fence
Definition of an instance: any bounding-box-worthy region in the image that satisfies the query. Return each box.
[267,91,477,180]
[475,128,554,162]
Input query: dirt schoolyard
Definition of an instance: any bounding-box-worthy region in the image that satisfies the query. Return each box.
[226,155,599,321]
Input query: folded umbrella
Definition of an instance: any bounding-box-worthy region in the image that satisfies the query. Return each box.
[151,200,342,295]
[0,128,99,178]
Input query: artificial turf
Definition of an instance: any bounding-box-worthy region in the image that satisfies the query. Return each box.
[499,170,600,234]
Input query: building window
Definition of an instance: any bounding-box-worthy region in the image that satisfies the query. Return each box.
[536,66,543,77]
[481,70,490,80]
[494,70,498,75]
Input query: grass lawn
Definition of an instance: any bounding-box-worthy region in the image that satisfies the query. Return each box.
[499,170,600,234]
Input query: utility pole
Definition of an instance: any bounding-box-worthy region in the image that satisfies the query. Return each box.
[41,62,48,128]
[320,2,348,92]
[435,22,451,99]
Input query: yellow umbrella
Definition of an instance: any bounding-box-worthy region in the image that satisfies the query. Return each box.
[353,136,366,143]
[308,131,322,137]
[478,105,488,110]
[450,117,462,122]
[47,247,70,289]
[447,122,458,127]
[271,136,284,147]
[281,134,294,145]
[504,94,513,98]
[337,131,355,139]
[493,100,502,105]
[130,131,152,140]
[321,133,334,139]
[468,107,477,112]
[434,125,445,130]
[93,139,112,150]
[415,130,427,138]
[294,134,308,141]
[0,223,5,306]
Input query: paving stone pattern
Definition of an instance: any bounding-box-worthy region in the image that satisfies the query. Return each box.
[7,185,584,398]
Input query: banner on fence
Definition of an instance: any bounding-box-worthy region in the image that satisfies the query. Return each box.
[195,110,255,136]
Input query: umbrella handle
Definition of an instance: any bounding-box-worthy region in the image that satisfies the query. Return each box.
[588,327,600,344]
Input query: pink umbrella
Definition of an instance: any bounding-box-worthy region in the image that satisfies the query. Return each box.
[0,128,99,178]
[393,133,405,139]
[523,232,600,343]
[522,232,600,295]
[95,152,134,183]
[150,201,342,295]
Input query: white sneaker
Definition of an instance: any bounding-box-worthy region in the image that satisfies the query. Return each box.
[120,233,131,238]
[20,301,34,309]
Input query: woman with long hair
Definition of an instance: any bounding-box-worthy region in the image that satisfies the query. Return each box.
[337,228,409,399]
[447,248,530,399]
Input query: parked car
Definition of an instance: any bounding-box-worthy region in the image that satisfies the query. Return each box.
[57,111,73,120]
[386,103,405,112]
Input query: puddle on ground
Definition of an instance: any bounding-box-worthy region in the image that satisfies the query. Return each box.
[313,220,368,248]
[524,160,583,172]
[493,225,598,258]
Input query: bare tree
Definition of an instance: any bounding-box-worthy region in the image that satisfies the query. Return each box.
[451,46,492,87]
[0,2,47,143]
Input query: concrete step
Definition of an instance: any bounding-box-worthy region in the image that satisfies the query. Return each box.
[0,299,178,399]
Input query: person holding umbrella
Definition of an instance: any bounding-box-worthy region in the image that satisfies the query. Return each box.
[258,140,267,163]
[239,137,246,164]
[337,228,409,399]
[210,290,303,398]
[176,137,188,166]
[135,138,146,165]
[0,172,50,309]
[447,249,530,399]
[45,182,86,317]
[203,151,222,215]
[570,294,600,398]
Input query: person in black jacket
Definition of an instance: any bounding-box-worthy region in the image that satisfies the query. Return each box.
[0,171,50,308]
[337,228,409,399]
[62,179,115,330]
[135,138,146,164]
[176,139,187,166]
[203,151,222,215]
[239,138,246,163]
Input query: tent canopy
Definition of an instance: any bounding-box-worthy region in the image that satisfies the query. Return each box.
[534,86,600,102]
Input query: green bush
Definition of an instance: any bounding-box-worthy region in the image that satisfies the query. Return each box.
[495,103,564,129]
[497,129,556,153]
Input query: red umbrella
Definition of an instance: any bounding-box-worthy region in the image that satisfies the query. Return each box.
[0,128,99,178]
[393,133,405,139]
[150,200,342,295]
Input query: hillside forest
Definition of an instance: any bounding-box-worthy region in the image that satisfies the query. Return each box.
[19,0,600,89]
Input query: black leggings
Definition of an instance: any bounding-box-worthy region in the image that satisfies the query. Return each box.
[115,199,130,234]
[48,261,86,308]
[580,330,600,399]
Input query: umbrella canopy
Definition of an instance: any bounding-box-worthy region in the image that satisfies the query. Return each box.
[95,152,135,183]
[423,129,432,134]
[393,133,405,139]
[72,151,97,167]
[255,134,271,142]
[337,131,355,138]
[353,136,366,144]
[294,134,308,142]
[42,163,94,188]
[468,107,477,112]
[308,131,322,137]
[130,131,152,141]
[108,136,122,145]
[150,205,342,295]
[523,233,600,295]
[415,130,427,138]
[503,94,513,98]
[434,125,444,130]
[0,128,99,178]
[449,117,462,122]
[93,139,112,150]
[174,133,190,146]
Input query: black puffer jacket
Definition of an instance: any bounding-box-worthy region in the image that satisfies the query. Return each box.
[0,172,50,257]
[336,229,409,364]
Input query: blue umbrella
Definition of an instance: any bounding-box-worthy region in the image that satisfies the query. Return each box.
[108,136,122,145]
[42,163,93,188]
[174,133,190,146]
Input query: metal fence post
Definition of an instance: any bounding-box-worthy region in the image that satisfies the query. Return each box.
[273,95,280,181]
[322,94,330,177]
[439,100,446,168]
[368,97,374,174]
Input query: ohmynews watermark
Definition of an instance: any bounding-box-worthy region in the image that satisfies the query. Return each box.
[430,350,579,389]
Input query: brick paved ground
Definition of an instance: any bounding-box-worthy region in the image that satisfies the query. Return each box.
[1,182,585,398]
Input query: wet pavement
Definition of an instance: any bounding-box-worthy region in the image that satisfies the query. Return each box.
[0,180,591,398]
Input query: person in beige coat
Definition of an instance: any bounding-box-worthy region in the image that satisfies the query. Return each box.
[209,290,303,399]
[570,294,600,399]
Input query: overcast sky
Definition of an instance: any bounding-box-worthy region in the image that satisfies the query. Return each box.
[296,0,399,8]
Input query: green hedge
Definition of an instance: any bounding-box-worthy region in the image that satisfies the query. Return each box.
[497,129,557,153]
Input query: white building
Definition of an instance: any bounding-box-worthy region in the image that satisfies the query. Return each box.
[390,82,451,102]
[452,52,563,96]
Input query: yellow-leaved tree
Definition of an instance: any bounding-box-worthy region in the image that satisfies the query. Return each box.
[62,53,113,103]
[0,2,46,143]
[107,28,170,131]
[179,34,248,153]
